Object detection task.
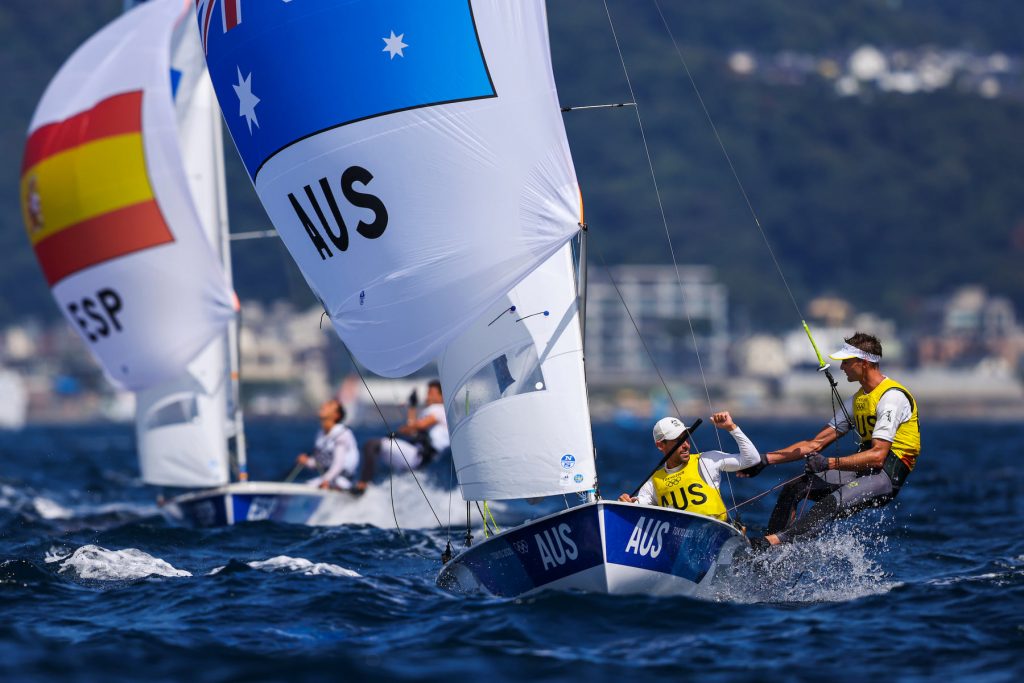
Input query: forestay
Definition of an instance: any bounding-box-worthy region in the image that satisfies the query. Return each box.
[20,0,236,391]
[439,243,595,500]
[200,0,582,376]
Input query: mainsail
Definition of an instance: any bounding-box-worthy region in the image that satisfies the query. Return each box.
[20,0,236,392]
[200,0,583,377]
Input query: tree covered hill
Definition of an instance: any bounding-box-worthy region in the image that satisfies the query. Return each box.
[3,0,1023,329]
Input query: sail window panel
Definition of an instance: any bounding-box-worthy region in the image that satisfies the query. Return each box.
[447,344,546,432]
[144,396,199,430]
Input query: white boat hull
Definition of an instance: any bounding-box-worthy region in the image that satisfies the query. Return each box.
[437,500,748,598]
[163,481,355,527]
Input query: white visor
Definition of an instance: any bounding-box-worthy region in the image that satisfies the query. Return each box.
[828,343,881,363]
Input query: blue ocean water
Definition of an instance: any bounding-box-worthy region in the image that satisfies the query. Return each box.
[1,420,1021,682]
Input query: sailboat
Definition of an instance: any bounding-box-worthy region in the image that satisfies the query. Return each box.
[21,0,355,527]
[196,0,747,594]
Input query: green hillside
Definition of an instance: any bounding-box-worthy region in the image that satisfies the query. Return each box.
[3,0,1023,328]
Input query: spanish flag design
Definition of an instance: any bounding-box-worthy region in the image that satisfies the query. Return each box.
[21,90,174,286]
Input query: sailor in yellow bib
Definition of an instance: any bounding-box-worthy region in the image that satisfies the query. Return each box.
[619,412,762,520]
[739,332,921,548]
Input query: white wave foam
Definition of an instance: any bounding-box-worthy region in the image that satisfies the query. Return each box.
[44,546,71,564]
[210,555,360,577]
[32,496,75,520]
[927,556,1024,588]
[55,545,191,580]
[715,527,898,603]
[0,483,157,524]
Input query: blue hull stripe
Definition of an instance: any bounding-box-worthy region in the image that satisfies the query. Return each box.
[439,503,742,596]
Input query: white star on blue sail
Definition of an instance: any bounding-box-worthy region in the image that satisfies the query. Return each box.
[382,31,408,59]
[232,67,260,133]
[202,1,494,178]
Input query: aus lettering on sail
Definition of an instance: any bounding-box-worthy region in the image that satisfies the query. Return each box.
[535,523,578,571]
[287,166,388,260]
[200,0,583,377]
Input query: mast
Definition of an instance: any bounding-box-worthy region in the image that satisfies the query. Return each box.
[576,223,597,503]
[577,224,589,351]
[210,81,248,482]
[129,0,247,481]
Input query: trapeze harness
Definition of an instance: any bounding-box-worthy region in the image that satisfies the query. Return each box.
[651,453,728,521]
[852,377,921,492]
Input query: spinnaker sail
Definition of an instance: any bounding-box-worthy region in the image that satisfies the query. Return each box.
[21,0,236,392]
[200,0,582,377]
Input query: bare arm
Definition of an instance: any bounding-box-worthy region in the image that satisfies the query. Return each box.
[767,425,842,464]
[825,438,891,472]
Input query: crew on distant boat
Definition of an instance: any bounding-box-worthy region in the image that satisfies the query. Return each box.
[618,411,763,520]
[355,380,450,492]
[294,399,360,491]
[741,332,920,549]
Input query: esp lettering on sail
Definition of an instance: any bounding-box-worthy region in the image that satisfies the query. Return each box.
[21,0,236,391]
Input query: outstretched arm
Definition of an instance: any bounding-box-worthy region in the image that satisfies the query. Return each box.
[767,424,842,464]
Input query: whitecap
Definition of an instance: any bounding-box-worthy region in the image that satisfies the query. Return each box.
[55,544,191,580]
[32,496,75,520]
[715,526,898,604]
[210,555,360,577]
[44,546,71,564]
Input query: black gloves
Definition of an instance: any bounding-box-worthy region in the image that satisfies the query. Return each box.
[738,451,769,478]
[804,452,829,473]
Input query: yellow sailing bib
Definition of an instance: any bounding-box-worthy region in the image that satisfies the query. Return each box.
[651,453,728,520]
[852,377,921,471]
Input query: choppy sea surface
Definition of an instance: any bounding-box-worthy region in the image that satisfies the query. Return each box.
[1,419,1021,682]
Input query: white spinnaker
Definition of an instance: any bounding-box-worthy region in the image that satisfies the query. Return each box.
[439,243,595,501]
[208,0,581,377]
[26,0,235,391]
[136,10,232,488]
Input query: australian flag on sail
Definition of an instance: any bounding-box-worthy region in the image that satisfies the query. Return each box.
[199,0,496,179]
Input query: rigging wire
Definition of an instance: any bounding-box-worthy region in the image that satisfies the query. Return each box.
[600,0,725,454]
[447,447,455,545]
[338,341,444,533]
[650,0,805,323]
[596,253,680,418]
[651,0,870,519]
[601,0,742,516]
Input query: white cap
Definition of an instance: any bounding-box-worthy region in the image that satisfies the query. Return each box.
[828,343,881,364]
[653,417,686,442]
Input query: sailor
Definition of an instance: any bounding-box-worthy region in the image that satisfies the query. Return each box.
[295,399,360,491]
[355,379,450,492]
[618,411,762,520]
[741,332,920,548]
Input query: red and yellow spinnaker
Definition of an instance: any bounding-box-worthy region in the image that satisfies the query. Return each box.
[21,91,173,286]
[22,0,235,391]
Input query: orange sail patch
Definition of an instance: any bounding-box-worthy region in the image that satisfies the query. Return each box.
[21,91,173,285]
